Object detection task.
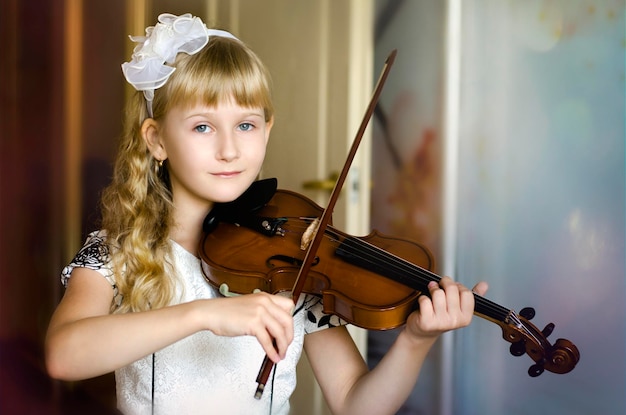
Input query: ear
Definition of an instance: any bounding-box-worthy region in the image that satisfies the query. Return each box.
[141,118,167,161]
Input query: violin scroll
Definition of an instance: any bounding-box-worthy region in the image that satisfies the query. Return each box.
[544,338,580,375]
[499,306,580,377]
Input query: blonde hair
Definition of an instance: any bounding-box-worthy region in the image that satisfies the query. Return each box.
[101,36,274,313]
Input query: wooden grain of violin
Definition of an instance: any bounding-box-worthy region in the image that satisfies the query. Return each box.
[199,178,580,380]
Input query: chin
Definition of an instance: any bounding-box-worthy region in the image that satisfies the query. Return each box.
[210,179,256,203]
[211,194,240,204]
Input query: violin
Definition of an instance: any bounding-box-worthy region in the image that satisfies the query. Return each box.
[199,50,578,398]
[199,178,580,379]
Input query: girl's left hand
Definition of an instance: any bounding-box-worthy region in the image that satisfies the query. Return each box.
[404,276,488,341]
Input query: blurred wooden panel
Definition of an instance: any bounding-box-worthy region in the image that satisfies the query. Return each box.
[0,0,125,413]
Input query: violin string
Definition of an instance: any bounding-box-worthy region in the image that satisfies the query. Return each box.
[278,218,542,344]
[285,218,511,322]
[337,234,545,344]
[340,234,511,321]
[505,312,542,345]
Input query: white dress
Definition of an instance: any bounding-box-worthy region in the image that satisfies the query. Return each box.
[62,231,345,415]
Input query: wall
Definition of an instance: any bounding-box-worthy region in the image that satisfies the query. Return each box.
[370,0,625,414]
[454,1,624,414]
[0,0,125,412]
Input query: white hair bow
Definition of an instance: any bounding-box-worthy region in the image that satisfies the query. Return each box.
[121,13,238,117]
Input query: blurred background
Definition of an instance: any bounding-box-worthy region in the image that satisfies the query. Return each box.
[1,0,624,414]
[369,1,624,414]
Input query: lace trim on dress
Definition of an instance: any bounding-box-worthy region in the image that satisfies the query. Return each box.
[61,230,121,307]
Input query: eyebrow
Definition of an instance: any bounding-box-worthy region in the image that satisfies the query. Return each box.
[185,110,264,120]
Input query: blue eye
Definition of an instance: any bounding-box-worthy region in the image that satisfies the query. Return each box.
[239,122,254,132]
[195,124,209,133]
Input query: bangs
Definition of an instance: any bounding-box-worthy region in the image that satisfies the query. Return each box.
[156,37,274,121]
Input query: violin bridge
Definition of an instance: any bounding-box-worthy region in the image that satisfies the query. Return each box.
[301,218,320,250]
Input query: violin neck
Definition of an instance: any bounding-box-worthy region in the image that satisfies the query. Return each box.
[336,236,512,324]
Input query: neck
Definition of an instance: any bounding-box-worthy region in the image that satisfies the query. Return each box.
[170,203,213,256]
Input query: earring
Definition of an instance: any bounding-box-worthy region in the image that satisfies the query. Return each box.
[154,158,163,175]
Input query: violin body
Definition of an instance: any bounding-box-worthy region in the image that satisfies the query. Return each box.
[200,188,434,330]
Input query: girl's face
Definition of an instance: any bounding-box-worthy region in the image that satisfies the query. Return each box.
[148,98,273,212]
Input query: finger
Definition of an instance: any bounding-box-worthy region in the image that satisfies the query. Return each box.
[264,295,295,348]
[472,281,489,296]
[425,281,447,313]
[250,292,293,319]
[417,291,435,319]
[439,278,477,327]
[439,277,462,311]
[459,284,476,320]
[265,315,293,359]
[239,294,293,360]
[253,313,290,361]
[431,277,463,314]
[444,278,476,320]
[254,327,282,363]
[264,292,296,313]
[268,294,296,354]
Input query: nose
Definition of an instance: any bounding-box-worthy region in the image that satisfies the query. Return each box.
[215,131,240,162]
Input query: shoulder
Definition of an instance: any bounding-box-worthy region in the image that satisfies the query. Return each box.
[70,230,109,264]
[61,231,118,300]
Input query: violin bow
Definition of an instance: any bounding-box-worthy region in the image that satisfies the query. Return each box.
[255,49,398,399]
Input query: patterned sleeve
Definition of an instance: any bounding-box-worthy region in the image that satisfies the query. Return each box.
[61,230,120,303]
[299,294,348,335]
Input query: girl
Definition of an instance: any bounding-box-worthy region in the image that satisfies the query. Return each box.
[45,13,488,415]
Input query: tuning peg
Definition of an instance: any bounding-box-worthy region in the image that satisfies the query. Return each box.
[519,307,535,320]
[509,340,526,357]
[528,363,545,377]
[542,323,555,338]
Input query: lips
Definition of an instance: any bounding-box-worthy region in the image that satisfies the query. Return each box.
[212,171,241,178]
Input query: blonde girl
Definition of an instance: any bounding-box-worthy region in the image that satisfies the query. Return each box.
[46,13,487,415]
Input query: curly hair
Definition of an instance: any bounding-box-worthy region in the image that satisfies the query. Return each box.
[101,36,274,313]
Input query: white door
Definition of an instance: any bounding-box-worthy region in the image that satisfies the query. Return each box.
[219,1,374,414]
[144,1,374,413]
[232,0,373,415]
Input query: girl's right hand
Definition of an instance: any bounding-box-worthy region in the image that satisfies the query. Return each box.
[197,292,295,363]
